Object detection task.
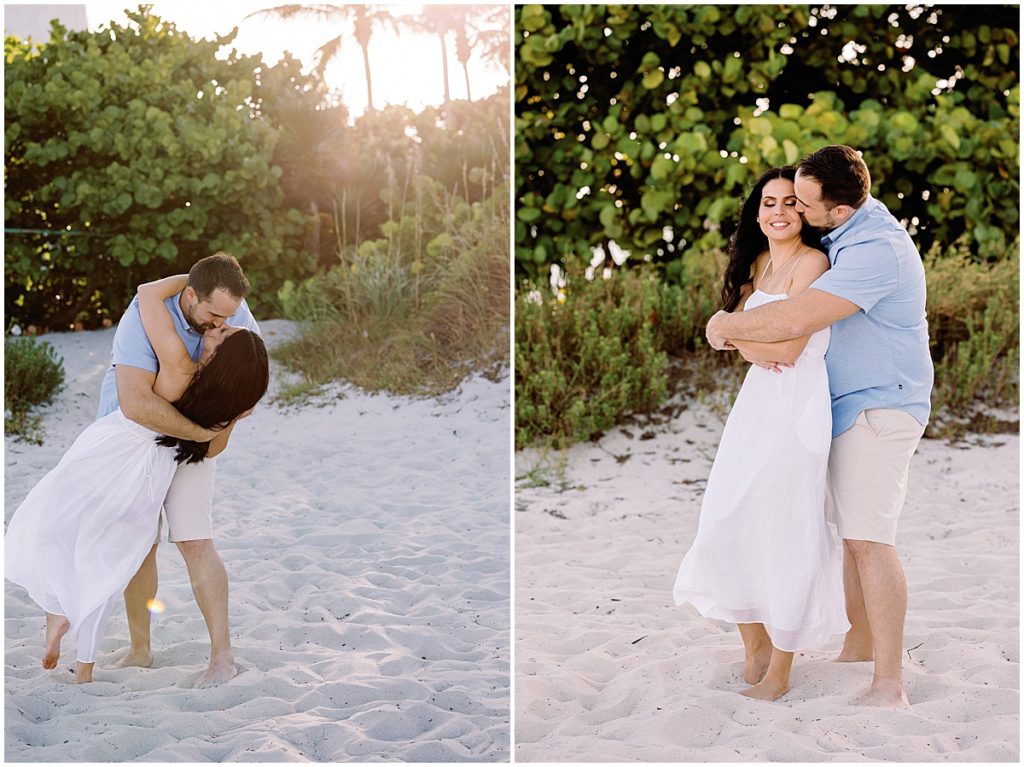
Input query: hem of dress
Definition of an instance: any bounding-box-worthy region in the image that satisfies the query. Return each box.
[675,592,851,652]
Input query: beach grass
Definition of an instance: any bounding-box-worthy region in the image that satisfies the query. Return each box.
[515,236,1020,448]
[272,197,509,399]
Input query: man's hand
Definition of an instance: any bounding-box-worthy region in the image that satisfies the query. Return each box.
[705,310,731,351]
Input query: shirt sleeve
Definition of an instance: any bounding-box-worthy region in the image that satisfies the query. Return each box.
[228,299,261,336]
[811,238,900,313]
[110,298,159,372]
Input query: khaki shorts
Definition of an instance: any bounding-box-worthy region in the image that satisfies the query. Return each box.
[826,409,925,546]
[154,458,217,544]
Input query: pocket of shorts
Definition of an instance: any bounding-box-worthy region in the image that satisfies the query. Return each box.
[860,409,885,438]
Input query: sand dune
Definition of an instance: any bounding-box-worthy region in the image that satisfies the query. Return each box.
[515,402,1018,762]
[5,321,510,762]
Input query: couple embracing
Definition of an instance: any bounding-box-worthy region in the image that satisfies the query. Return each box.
[674,145,933,708]
[7,254,267,685]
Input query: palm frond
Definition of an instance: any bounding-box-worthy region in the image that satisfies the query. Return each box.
[243,3,351,24]
[313,34,344,77]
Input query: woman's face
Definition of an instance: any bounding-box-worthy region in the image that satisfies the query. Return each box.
[201,324,243,363]
[758,177,802,241]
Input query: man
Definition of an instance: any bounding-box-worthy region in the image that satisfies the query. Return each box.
[97,252,260,687]
[706,145,933,707]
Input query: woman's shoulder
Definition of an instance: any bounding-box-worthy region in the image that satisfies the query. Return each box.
[798,246,830,273]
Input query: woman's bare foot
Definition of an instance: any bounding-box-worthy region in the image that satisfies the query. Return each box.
[75,661,94,684]
[195,651,237,688]
[43,613,70,669]
[740,678,790,701]
[743,647,772,684]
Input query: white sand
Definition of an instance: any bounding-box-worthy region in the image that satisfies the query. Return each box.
[5,321,510,762]
[515,398,1019,762]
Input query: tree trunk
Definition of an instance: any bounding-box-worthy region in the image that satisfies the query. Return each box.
[438,33,451,102]
[361,43,374,112]
[462,61,472,101]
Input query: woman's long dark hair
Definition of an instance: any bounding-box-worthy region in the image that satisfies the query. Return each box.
[156,330,270,464]
[721,166,821,311]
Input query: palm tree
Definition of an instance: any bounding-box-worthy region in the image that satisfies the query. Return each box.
[244,4,398,112]
[468,6,510,79]
[406,5,461,103]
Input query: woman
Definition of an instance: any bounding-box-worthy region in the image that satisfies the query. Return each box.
[673,167,849,701]
[5,275,268,683]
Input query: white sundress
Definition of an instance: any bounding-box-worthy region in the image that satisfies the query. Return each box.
[673,290,850,651]
[6,410,178,663]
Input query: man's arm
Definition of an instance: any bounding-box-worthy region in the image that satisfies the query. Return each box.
[116,365,216,441]
[707,288,860,349]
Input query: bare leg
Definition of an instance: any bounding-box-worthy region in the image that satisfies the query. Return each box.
[43,613,70,669]
[741,646,793,701]
[737,623,772,684]
[75,661,94,684]
[176,539,237,687]
[116,544,158,668]
[836,541,874,662]
[846,539,910,707]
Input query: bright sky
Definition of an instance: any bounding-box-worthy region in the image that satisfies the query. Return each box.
[79,1,508,117]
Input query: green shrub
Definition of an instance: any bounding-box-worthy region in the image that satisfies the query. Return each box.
[515,237,1019,448]
[515,5,1019,278]
[275,193,510,396]
[5,336,65,441]
[516,265,674,448]
[926,239,1019,436]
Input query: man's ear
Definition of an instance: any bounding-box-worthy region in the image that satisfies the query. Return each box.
[832,205,851,222]
[182,285,197,303]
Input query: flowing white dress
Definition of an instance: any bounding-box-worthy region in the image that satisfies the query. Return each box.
[673,290,849,651]
[5,410,178,663]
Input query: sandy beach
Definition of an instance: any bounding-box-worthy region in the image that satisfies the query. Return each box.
[5,321,510,762]
[515,397,1019,762]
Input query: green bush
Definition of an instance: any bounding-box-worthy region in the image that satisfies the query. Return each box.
[925,239,1019,435]
[516,265,681,448]
[275,188,510,397]
[515,237,1020,448]
[5,335,65,441]
[515,4,1019,278]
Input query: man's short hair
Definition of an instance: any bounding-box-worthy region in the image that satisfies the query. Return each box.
[797,145,871,210]
[188,252,249,301]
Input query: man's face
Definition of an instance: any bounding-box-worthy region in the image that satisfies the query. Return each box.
[793,171,840,231]
[183,287,241,334]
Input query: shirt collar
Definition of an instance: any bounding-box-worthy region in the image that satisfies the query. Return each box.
[820,195,876,251]
[169,290,202,337]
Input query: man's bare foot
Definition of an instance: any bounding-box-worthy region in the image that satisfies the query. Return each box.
[740,678,790,701]
[114,647,153,668]
[855,681,910,708]
[75,661,94,684]
[195,652,237,688]
[835,644,873,662]
[743,647,772,684]
[43,614,70,669]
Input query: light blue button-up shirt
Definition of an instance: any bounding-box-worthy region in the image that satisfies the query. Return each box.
[810,196,933,437]
[97,292,261,419]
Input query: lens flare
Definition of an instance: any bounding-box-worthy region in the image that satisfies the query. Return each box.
[146,598,165,615]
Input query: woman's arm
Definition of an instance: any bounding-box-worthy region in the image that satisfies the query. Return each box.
[726,250,831,364]
[137,275,196,401]
[205,407,255,458]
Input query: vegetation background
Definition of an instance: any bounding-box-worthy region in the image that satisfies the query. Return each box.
[5,4,511,430]
[514,3,1019,446]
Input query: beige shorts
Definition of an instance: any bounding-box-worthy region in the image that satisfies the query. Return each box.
[154,458,217,544]
[826,409,925,546]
